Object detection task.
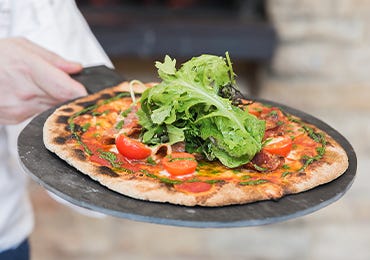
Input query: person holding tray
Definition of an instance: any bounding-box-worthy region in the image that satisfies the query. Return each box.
[0,1,112,259]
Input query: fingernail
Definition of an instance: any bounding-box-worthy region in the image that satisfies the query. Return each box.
[59,61,83,74]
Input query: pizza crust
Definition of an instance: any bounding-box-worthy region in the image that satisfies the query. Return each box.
[43,81,349,207]
[284,140,349,194]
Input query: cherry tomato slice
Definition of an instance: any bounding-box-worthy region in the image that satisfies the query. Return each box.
[115,134,151,160]
[263,136,292,157]
[247,102,270,117]
[162,152,198,176]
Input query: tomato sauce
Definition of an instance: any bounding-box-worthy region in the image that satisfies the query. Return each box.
[69,95,327,195]
[174,182,212,193]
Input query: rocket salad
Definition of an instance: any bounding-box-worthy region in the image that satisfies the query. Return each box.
[137,53,265,168]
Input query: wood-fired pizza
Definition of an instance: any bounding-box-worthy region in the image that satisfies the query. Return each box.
[43,54,349,207]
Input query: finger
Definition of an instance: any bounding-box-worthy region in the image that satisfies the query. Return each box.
[25,53,87,101]
[0,74,69,124]
[1,64,72,107]
[15,37,83,74]
[0,102,51,124]
[0,62,65,108]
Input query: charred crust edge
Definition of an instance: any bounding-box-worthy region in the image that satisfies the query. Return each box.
[76,99,100,108]
[61,107,74,113]
[99,93,113,99]
[56,115,70,124]
[98,166,119,177]
[73,149,87,161]
[53,136,67,145]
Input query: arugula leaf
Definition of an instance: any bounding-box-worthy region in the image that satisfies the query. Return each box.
[155,55,177,76]
[138,53,265,168]
[98,151,122,168]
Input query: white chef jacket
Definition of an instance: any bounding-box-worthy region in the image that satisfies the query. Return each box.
[0,0,112,251]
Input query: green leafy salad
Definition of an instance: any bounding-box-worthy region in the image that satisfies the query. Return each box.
[137,53,265,168]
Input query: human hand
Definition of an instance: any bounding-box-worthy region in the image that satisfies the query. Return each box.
[0,37,88,124]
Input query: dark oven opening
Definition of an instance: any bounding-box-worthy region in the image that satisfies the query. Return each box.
[77,0,276,95]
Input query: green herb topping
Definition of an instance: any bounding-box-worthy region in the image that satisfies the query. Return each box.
[137,53,265,168]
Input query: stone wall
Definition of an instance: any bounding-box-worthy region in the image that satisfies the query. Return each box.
[266,0,370,83]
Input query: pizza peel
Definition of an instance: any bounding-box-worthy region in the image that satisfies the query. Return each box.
[18,66,357,228]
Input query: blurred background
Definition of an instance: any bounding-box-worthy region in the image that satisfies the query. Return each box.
[29,0,369,259]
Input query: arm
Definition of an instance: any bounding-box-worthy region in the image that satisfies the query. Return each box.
[0,37,88,124]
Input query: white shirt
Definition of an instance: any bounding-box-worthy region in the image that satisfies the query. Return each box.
[0,0,112,251]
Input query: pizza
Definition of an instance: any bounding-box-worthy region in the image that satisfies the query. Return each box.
[43,54,349,207]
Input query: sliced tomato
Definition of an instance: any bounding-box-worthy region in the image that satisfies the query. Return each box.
[262,136,292,157]
[175,182,212,193]
[293,135,319,148]
[116,134,151,160]
[247,102,270,117]
[162,152,198,176]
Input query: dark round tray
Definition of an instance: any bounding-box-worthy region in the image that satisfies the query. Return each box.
[18,66,357,228]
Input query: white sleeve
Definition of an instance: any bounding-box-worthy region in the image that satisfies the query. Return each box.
[9,0,113,68]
